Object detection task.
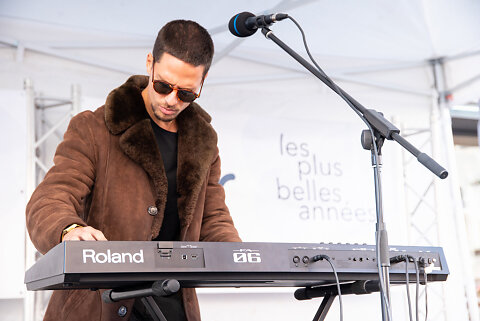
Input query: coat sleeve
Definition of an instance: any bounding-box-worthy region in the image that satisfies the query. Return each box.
[199,151,241,242]
[26,112,97,254]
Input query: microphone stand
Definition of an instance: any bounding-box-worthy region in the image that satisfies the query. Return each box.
[260,27,448,321]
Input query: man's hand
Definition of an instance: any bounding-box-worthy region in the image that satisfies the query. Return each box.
[63,226,107,241]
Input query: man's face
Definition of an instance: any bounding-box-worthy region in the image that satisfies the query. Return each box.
[143,52,205,130]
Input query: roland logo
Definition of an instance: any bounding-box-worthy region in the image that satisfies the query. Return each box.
[82,249,144,264]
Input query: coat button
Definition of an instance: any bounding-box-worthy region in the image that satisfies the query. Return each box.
[118,305,127,317]
[147,206,158,216]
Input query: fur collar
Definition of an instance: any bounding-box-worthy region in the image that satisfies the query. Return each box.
[104,75,217,238]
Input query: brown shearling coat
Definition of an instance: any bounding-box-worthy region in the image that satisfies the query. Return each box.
[26,75,241,321]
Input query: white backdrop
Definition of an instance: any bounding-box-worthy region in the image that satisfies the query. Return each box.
[0,90,27,299]
[215,109,398,244]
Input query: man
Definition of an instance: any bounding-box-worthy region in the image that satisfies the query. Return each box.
[26,20,241,321]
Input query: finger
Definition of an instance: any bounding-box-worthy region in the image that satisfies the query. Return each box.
[79,227,107,241]
[63,228,84,241]
[91,229,108,241]
[63,233,81,241]
[78,232,97,241]
[63,226,107,242]
[82,226,107,241]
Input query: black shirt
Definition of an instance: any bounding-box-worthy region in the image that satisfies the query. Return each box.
[131,120,186,321]
[150,119,180,241]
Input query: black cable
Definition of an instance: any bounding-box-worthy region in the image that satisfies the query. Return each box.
[286,16,363,120]
[424,270,428,321]
[404,256,414,321]
[287,15,392,320]
[311,254,343,321]
[390,255,413,321]
[409,256,420,321]
[407,256,428,321]
[420,259,428,321]
[390,255,430,321]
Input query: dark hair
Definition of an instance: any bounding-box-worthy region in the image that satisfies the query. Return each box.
[153,20,214,76]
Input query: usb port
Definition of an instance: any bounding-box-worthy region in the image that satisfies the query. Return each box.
[191,254,198,260]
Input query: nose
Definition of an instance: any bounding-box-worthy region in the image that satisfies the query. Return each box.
[164,89,179,106]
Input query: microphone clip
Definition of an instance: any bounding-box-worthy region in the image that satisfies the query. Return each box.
[248,13,288,30]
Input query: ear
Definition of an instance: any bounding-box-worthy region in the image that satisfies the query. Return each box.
[200,71,208,88]
[146,53,154,76]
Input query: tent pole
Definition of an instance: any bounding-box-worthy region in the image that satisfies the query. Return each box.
[430,58,479,321]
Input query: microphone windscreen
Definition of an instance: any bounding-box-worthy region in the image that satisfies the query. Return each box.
[228,12,257,37]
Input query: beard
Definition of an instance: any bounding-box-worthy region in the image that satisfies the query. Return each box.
[152,103,179,123]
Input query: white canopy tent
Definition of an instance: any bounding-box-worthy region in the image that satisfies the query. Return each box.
[1,0,480,320]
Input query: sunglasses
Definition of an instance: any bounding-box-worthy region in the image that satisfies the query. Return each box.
[151,63,204,103]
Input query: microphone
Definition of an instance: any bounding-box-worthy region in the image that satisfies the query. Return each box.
[229,12,288,37]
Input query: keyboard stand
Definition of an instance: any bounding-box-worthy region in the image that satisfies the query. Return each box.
[102,279,180,321]
[295,280,381,321]
[312,293,336,321]
[140,296,168,321]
